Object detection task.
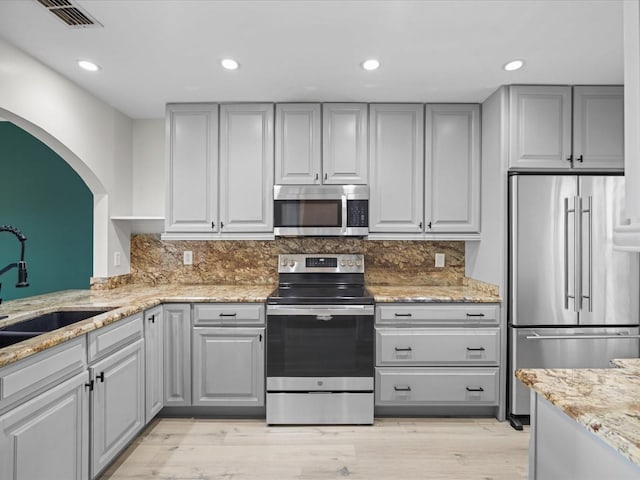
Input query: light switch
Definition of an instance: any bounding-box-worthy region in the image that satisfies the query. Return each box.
[183,251,193,265]
[435,253,445,268]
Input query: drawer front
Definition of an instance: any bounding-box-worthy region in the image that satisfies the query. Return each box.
[0,336,86,412]
[376,328,499,366]
[376,304,499,326]
[193,304,265,326]
[88,314,143,363]
[375,367,499,406]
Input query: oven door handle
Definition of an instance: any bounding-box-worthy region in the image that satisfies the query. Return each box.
[266,305,375,316]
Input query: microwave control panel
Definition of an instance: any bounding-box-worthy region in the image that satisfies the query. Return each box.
[347,200,368,227]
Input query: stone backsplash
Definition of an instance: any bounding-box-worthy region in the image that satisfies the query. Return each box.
[129,234,465,286]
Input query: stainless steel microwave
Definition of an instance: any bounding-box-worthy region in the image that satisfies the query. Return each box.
[273,185,369,237]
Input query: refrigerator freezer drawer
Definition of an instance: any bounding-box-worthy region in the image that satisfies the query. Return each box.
[510,326,640,416]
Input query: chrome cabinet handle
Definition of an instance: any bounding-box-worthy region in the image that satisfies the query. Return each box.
[394,386,411,392]
[394,346,413,352]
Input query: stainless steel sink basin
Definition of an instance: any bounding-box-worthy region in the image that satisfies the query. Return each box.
[0,309,115,348]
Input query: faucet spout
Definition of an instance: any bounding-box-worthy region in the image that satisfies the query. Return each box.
[0,225,29,304]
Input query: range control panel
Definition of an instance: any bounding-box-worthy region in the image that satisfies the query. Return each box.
[278,254,364,273]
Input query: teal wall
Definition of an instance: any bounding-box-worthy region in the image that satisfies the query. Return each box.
[0,122,93,302]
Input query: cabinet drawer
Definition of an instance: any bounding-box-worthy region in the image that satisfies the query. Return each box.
[376,328,499,366]
[0,336,86,412]
[375,367,499,406]
[376,304,499,326]
[193,303,265,326]
[88,314,143,364]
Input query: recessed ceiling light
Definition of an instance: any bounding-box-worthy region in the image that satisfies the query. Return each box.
[503,59,525,71]
[77,60,101,72]
[361,59,380,71]
[221,58,240,70]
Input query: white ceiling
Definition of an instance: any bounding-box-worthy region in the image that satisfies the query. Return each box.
[0,0,624,119]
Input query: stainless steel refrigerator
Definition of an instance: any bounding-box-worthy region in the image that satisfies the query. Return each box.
[508,173,640,421]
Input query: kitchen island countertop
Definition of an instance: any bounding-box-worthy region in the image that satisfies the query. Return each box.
[516,363,640,468]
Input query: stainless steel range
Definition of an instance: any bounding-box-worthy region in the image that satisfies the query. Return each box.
[266,254,374,425]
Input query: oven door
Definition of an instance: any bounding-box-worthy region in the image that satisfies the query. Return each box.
[266,305,374,389]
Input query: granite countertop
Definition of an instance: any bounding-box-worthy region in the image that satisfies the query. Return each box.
[0,281,499,369]
[368,285,501,303]
[0,284,275,368]
[516,363,640,468]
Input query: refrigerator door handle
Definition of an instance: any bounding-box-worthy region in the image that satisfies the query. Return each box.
[573,195,582,313]
[564,197,571,309]
[581,195,593,313]
[526,332,640,340]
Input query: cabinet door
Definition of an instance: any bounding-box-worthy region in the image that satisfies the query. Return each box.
[425,104,481,233]
[275,103,321,184]
[219,103,274,232]
[369,104,424,232]
[0,371,89,480]
[163,304,191,406]
[90,339,145,478]
[509,86,572,169]
[322,103,368,184]
[144,306,163,422]
[165,104,218,233]
[192,327,265,407]
[573,86,624,170]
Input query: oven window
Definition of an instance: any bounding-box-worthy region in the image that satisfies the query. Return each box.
[274,200,342,227]
[267,314,373,377]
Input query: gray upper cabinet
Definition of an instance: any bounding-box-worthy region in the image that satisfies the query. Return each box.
[322,103,368,184]
[275,103,368,185]
[165,103,219,233]
[572,86,624,170]
[509,86,572,169]
[509,85,624,170]
[369,104,424,233]
[425,104,481,233]
[275,103,322,184]
[219,103,274,232]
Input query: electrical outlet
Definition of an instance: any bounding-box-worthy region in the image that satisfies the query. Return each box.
[183,251,193,265]
[435,253,445,268]
[113,251,121,267]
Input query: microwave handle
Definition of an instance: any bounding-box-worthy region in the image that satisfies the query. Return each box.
[341,194,348,234]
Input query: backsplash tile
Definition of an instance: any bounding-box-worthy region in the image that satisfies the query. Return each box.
[130,234,465,286]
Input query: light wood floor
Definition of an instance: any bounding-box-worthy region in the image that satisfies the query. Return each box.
[100,417,529,480]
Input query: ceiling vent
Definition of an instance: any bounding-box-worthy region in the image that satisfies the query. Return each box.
[35,0,103,28]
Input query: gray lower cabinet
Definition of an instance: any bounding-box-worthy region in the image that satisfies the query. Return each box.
[0,370,89,480]
[375,303,501,413]
[192,327,265,406]
[163,304,191,406]
[87,314,145,479]
[144,305,164,422]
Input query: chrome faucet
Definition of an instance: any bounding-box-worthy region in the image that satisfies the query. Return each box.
[0,225,29,309]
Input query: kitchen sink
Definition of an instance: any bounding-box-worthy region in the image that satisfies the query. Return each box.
[0,309,115,348]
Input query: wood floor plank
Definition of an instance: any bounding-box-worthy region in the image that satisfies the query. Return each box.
[100,418,529,480]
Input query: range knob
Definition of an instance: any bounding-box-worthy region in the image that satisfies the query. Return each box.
[340,261,346,267]
[280,258,287,267]
[348,260,354,267]
[288,260,295,268]
[355,259,362,267]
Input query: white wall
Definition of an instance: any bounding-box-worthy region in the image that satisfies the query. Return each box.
[0,37,133,278]
[132,119,165,216]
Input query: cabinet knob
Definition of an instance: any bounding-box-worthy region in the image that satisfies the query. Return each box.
[315,173,319,181]
[419,221,422,229]
[220,221,224,229]
[211,221,215,229]
[427,221,432,229]
[566,155,574,165]
[324,173,328,181]
[576,154,584,163]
